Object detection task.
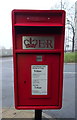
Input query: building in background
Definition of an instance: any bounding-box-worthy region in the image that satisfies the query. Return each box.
[75,1,77,51]
[0,49,12,57]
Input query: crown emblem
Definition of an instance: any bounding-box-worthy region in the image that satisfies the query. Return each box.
[24,37,37,48]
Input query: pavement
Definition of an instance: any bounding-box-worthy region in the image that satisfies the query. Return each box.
[2,108,34,119]
[1,107,55,120]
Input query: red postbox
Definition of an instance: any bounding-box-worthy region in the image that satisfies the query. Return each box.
[12,9,65,109]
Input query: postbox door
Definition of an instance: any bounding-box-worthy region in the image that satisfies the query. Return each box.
[16,53,60,106]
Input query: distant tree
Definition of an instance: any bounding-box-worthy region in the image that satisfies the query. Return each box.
[54,0,75,52]
[67,19,75,52]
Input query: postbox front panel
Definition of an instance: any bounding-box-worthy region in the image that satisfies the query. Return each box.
[17,53,60,106]
[12,10,65,109]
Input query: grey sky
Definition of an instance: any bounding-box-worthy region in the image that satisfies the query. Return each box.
[0,0,76,49]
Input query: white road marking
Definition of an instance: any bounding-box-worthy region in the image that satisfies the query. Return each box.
[2,67,13,69]
[0,58,13,63]
[64,72,77,74]
[2,60,13,62]
[42,112,53,119]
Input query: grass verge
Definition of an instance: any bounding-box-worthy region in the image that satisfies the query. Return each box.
[64,52,77,63]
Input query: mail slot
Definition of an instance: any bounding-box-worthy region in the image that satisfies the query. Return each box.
[12,9,65,109]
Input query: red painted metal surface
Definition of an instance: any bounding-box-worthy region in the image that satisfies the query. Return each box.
[12,9,65,109]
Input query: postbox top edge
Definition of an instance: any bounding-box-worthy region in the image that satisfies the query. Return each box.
[12,9,65,14]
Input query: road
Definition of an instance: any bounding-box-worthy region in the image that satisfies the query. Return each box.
[44,63,76,118]
[0,57,76,118]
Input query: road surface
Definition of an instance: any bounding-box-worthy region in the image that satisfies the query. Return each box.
[0,57,76,118]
